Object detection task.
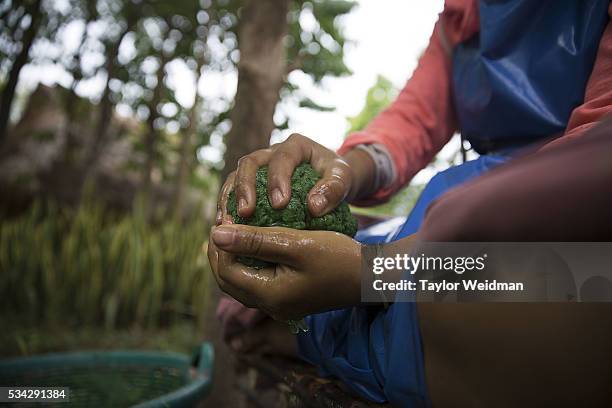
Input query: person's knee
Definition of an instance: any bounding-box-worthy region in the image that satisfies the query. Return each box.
[418,190,476,241]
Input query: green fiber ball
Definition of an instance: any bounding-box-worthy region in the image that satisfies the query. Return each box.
[227,163,358,268]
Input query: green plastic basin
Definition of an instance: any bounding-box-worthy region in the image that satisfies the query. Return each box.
[0,342,214,407]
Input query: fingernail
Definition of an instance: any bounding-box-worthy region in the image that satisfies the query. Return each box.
[238,198,248,213]
[216,210,222,225]
[271,188,284,206]
[212,226,234,247]
[310,194,327,212]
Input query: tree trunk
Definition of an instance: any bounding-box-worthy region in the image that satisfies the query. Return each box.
[0,0,43,143]
[79,21,134,193]
[205,2,289,407]
[63,14,95,166]
[141,53,169,218]
[220,0,289,180]
[171,93,200,220]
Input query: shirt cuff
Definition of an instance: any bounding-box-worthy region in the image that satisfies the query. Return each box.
[354,143,397,192]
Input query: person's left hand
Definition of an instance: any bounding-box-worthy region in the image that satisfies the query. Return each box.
[227,318,299,357]
[207,224,362,321]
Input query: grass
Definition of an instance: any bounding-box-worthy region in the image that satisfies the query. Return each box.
[0,199,212,333]
[1,321,202,358]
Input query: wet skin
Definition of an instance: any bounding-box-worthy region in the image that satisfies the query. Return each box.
[211,134,612,406]
[216,133,376,225]
[209,225,612,406]
[208,224,361,321]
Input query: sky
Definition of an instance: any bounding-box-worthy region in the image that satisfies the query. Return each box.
[276,0,469,184]
[179,0,450,177]
[19,0,459,183]
[277,0,444,150]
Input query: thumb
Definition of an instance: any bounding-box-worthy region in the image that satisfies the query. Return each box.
[307,173,350,216]
[211,225,301,265]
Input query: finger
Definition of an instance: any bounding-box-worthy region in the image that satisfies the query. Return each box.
[217,171,236,225]
[228,330,266,353]
[216,247,276,307]
[207,229,221,284]
[214,248,254,305]
[267,134,308,208]
[209,230,259,304]
[307,161,351,216]
[208,243,229,296]
[211,224,303,265]
[235,149,272,218]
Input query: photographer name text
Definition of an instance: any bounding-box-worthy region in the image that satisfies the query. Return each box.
[373,279,524,292]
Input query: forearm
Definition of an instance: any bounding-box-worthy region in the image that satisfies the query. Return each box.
[338,16,467,204]
[358,233,419,305]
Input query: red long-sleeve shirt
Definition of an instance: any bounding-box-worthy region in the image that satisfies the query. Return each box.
[338,0,612,204]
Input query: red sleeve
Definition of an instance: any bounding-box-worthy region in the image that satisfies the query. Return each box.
[338,0,479,204]
[542,3,612,149]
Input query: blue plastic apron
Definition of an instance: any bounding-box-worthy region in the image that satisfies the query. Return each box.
[298,1,609,405]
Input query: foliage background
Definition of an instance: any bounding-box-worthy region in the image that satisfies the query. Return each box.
[0,1,456,404]
[0,0,357,338]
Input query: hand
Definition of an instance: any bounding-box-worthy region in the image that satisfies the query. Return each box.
[226,318,299,357]
[216,295,266,341]
[207,224,362,321]
[216,133,355,225]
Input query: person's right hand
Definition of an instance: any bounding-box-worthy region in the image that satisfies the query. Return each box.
[216,133,354,224]
[207,224,362,321]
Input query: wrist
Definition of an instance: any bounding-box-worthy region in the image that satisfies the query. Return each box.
[324,234,363,309]
[342,240,364,308]
[342,148,377,202]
